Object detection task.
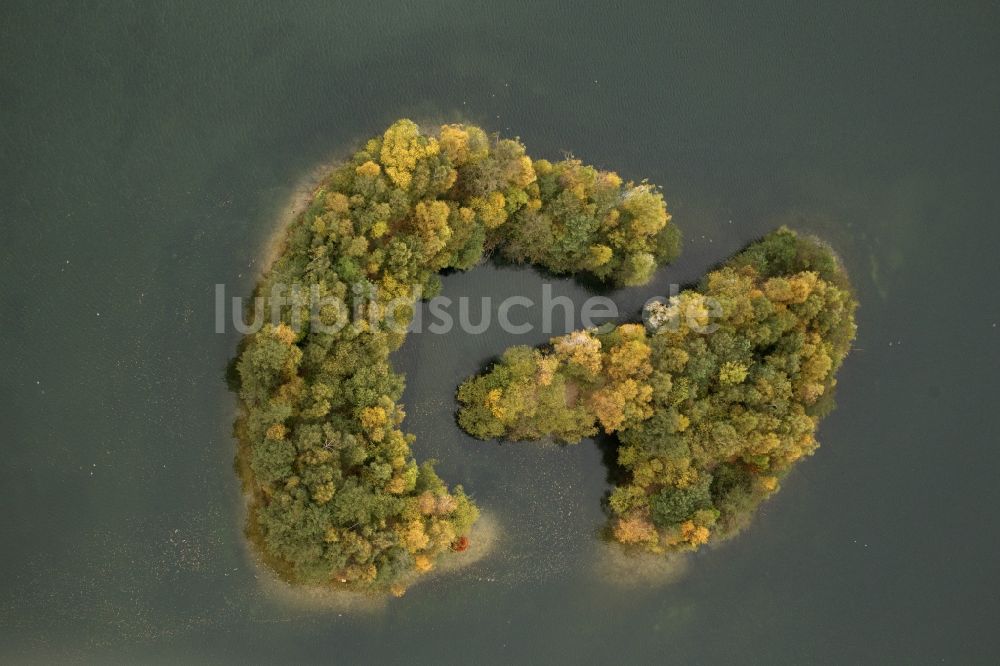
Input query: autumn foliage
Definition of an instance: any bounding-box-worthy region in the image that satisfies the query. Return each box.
[234,120,679,592]
[457,228,857,553]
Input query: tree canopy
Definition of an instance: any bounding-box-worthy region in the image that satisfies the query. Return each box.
[457,228,857,553]
[234,120,679,593]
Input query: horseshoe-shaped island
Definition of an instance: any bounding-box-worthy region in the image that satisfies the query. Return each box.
[233,120,855,595]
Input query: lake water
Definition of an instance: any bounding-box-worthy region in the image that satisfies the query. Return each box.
[2,2,999,662]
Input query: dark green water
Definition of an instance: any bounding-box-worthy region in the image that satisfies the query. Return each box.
[3,2,999,662]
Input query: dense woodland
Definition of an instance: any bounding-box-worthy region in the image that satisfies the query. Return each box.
[458,228,857,552]
[234,120,680,592]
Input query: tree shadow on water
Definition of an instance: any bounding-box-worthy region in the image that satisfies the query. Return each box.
[594,430,628,514]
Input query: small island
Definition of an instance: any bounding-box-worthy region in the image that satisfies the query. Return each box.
[458,228,857,552]
[233,120,680,593]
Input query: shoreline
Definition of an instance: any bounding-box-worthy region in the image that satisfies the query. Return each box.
[257,159,334,280]
[240,507,501,611]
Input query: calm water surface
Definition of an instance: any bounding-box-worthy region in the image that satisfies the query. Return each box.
[2,2,999,662]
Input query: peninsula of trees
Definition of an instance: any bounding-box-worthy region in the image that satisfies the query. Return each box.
[457,228,857,552]
[233,120,680,592]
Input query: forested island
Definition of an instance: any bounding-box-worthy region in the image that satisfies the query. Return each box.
[233,120,680,593]
[458,228,857,552]
[234,119,856,593]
